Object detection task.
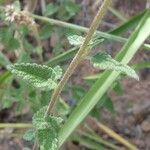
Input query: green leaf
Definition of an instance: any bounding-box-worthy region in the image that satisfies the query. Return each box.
[101,95,114,113]
[68,35,85,46]
[65,1,80,16]
[39,24,53,40]
[0,27,20,51]
[32,106,62,150]
[53,65,63,80]
[91,52,139,80]
[67,35,103,47]
[7,63,62,90]
[23,129,35,141]
[44,3,59,16]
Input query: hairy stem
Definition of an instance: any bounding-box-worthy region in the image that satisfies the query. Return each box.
[45,0,112,116]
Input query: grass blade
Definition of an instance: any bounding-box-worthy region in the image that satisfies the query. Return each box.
[110,10,146,35]
[91,118,138,150]
[46,47,78,66]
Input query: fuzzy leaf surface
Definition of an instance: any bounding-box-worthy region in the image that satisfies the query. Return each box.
[68,35,85,46]
[68,35,103,47]
[7,63,62,90]
[32,106,62,150]
[23,129,35,141]
[91,52,139,80]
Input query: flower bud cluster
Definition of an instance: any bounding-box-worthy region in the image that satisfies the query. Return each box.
[5,5,36,28]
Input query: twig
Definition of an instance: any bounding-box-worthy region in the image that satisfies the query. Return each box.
[45,0,112,116]
[90,118,138,150]
[32,14,125,43]
[0,123,32,128]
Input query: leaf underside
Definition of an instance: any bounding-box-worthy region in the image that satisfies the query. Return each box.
[68,35,85,46]
[91,52,139,80]
[7,63,62,90]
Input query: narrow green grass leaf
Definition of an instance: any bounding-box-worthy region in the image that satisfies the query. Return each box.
[109,10,146,35]
[91,52,139,80]
[7,63,62,90]
[0,71,11,85]
[132,61,150,70]
[71,134,104,150]
[46,47,77,66]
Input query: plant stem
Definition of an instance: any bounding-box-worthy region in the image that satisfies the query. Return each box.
[32,14,125,43]
[45,0,112,115]
[0,123,32,128]
[32,12,150,50]
[45,47,78,66]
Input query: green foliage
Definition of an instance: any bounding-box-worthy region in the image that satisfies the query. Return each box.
[64,0,80,16]
[91,52,139,80]
[0,27,20,51]
[112,81,124,96]
[44,3,59,17]
[7,63,62,90]
[57,0,80,21]
[32,106,62,150]
[101,94,114,113]
[68,35,85,46]
[0,1,150,150]
[39,24,53,40]
[0,52,11,65]
[23,129,35,141]
[67,35,104,48]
